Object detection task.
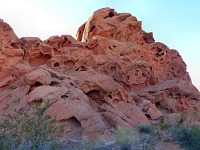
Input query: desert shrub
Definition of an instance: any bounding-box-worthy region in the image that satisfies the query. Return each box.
[139,124,154,134]
[114,126,138,150]
[160,123,172,131]
[0,100,63,150]
[139,123,161,150]
[173,125,200,150]
[80,135,103,150]
[140,132,162,150]
[80,135,94,150]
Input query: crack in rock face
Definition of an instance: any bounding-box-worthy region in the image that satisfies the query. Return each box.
[0,7,199,141]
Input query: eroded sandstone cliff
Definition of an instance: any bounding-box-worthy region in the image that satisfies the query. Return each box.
[0,8,199,140]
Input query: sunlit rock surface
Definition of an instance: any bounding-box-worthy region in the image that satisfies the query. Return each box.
[0,8,199,140]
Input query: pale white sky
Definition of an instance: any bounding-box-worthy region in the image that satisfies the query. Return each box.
[0,0,71,39]
[0,0,200,88]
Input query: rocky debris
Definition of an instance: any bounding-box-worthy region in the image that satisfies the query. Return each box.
[0,7,200,141]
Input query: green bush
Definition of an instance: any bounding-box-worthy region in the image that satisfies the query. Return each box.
[0,101,63,150]
[80,135,94,150]
[139,124,154,134]
[160,123,172,130]
[141,133,161,150]
[173,125,200,150]
[80,135,103,150]
[114,126,138,150]
[139,123,162,150]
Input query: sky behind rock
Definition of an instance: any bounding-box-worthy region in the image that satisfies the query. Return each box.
[0,0,200,88]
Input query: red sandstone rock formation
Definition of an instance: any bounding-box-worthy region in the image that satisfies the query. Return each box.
[0,8,200,140]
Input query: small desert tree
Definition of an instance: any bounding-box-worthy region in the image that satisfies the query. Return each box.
[0,99,63,150]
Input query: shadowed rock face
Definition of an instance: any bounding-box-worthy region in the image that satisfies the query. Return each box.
[0,8,199,140]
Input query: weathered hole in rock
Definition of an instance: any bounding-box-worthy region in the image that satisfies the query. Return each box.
[148,91,156,94]
[59,117,82,140]
[145,114,151,119]
[104,12,115,19]
[54,62,60,68]
[50,81,59,86]
[155,102,161,108]
[30,99,43,107]
[89,26,95,32]
[108,12,115,18]
[75,66,86,71]
[155,102,173,113]
[155,47,164,57]
[35,43,40,48]
[51,74,63,80]
[61,36,68,45]
[27,81,43,94]
[135,69,139,76]
[29,53,52,67]
[110,66,116,72]
[61,94,68,99]
[33,81,43,87]
[80,66,86,71]
[86,90,104,111]
[167,73,170,77]
[108,95,112,99]
[10,42,20,49]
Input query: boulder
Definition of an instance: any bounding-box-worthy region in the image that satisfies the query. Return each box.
[24,69,52,85]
